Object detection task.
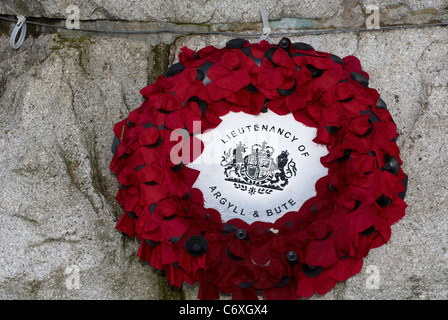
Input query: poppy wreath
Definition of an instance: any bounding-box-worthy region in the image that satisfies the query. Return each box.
[109,37,408,300]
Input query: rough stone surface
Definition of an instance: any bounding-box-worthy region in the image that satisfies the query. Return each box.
[0,0,342,24]
[0,1,448,301]
[0,33,161,299]
[1,0,447,28]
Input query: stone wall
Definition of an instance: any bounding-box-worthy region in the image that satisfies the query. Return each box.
[0,0,447,300]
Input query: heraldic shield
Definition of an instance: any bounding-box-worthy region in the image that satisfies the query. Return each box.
[221,141,298,194]
[244,142,276,182]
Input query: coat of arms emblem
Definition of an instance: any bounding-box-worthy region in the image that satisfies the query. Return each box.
[220,141,297,195]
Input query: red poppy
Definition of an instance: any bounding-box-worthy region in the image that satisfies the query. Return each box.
[115,212,136,238]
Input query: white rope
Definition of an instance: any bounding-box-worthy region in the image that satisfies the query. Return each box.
[5,5,27,49]
[258,1,271,43]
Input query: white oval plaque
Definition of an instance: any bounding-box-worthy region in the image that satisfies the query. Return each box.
[188,112,329,224]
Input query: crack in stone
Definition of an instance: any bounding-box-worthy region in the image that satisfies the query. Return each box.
[11,213,40,226]
[88,133,108,212]
[399,39,441,149]
[27,236,81,248]
[56,45,110,218]
[120,84,132,113]
[58,142,100,216]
